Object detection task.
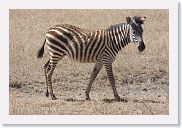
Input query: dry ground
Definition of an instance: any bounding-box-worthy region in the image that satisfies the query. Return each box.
[9,9,169,115]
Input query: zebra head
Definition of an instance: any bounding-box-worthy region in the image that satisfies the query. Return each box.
[126,16,146,52]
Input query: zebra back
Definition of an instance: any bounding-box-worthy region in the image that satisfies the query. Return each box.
[43,23,131,63]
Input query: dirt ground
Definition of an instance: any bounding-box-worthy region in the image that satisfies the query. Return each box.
[9,9,169,115]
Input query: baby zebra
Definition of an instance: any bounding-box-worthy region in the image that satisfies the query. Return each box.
[37,16,146,101]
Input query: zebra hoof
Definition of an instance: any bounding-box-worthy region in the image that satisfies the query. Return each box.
[85,97,91,101]
[52,97,57,100]
[45,91,49,97]
[51,95,57,100]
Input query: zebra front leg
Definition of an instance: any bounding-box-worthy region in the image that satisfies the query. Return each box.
[104,63,127,102]
[86,62,103,100]
[104,63,120,100]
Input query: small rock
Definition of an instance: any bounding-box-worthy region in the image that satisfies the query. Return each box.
[142,88,148,92]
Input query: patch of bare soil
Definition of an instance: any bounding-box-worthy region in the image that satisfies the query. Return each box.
[9,71,168,115]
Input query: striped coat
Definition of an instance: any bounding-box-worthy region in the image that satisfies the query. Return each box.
[37,16,146,101]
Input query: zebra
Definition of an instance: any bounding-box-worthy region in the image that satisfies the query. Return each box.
[37,16,146,101]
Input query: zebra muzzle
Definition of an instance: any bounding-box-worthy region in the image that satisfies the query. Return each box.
[138,42,145,52]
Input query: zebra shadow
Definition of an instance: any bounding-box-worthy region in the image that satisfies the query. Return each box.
[65,98,128,103]
[65,98,86,102]
[102,98,128,103]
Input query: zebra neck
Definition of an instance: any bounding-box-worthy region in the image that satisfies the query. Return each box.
[108,27,131,54]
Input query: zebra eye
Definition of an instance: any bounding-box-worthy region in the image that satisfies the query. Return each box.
[133,31,136,34]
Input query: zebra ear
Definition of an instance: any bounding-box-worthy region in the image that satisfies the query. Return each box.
[126,17,131,24]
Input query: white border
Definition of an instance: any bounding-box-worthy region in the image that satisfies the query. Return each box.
[0,0,178,124]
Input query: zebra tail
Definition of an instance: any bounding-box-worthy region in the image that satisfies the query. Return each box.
[37,39,46,58]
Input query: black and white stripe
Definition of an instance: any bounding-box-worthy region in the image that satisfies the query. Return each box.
[37,16,146,101]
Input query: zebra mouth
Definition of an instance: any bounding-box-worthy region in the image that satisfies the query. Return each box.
[137,43,145,52]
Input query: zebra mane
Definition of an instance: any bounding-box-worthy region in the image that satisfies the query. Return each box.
[106,23,127,31]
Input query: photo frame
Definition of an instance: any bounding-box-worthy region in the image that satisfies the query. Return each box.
[0,0,178,124]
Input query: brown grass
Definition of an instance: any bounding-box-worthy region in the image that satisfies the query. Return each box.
[9,9,169,115]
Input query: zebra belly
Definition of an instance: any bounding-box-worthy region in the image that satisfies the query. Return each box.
[66,49,98,63]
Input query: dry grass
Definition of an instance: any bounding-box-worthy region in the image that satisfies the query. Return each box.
[9,9,169,115]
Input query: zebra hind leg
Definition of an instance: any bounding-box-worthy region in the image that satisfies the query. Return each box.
[46,55,64,100]
[85,62,103,100]
[44,60,50,97]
